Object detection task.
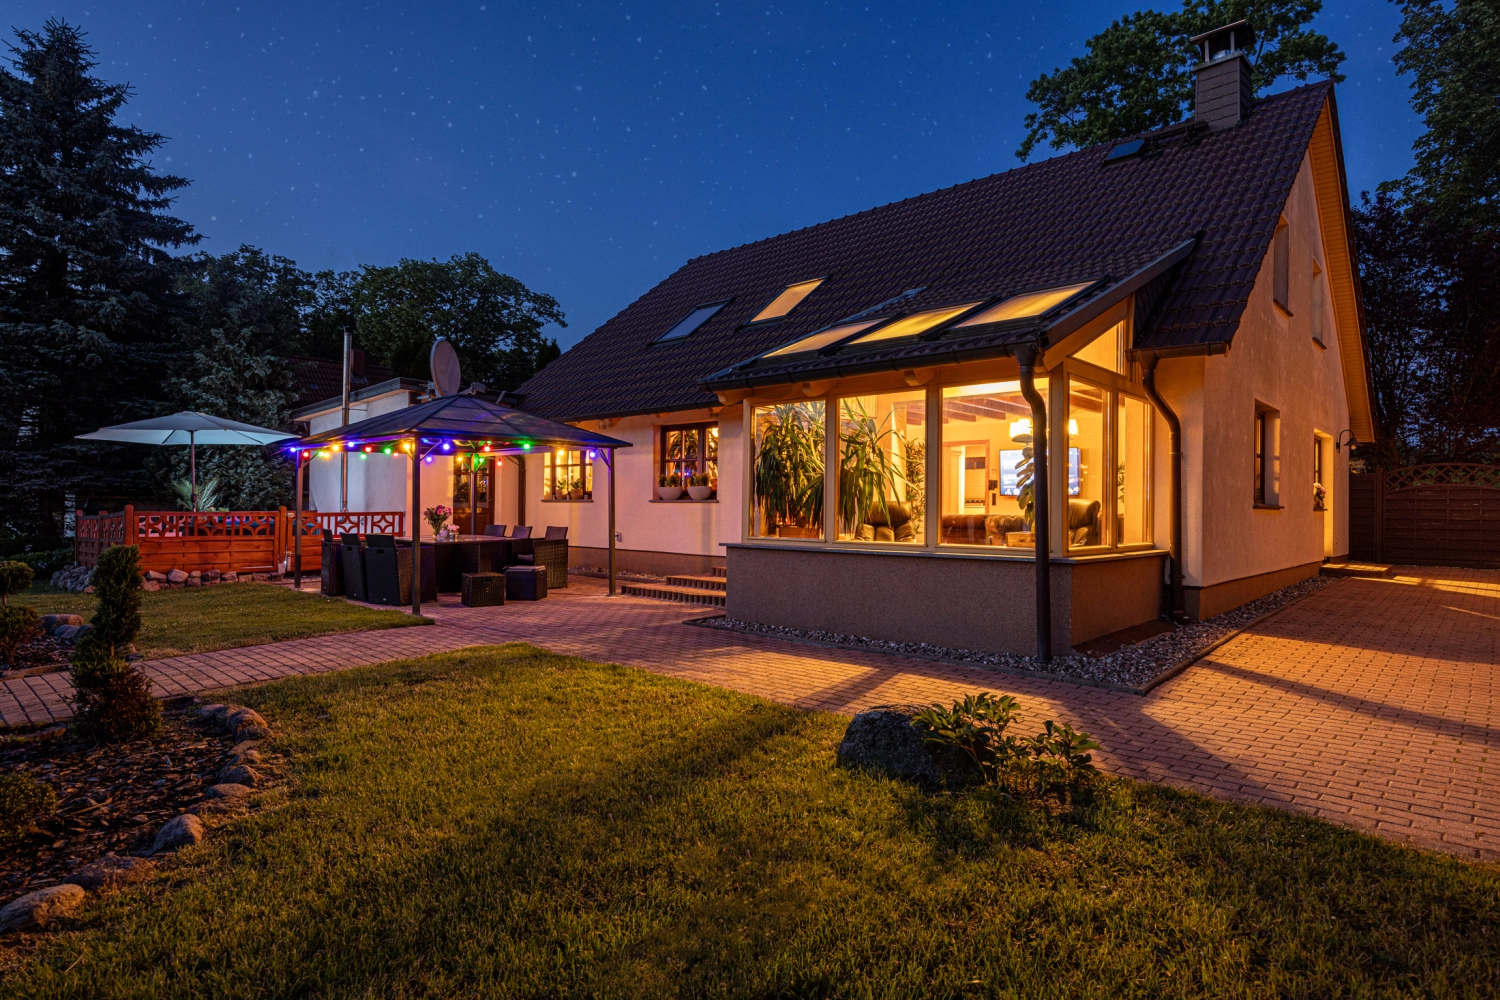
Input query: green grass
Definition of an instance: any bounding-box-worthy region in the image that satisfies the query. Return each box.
[6,645,1497,998]
[15,583,429,659]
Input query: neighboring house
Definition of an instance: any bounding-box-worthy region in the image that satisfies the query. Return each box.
[302,24,1374,656]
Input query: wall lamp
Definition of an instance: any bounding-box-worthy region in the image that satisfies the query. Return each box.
[1335,430,1358,452]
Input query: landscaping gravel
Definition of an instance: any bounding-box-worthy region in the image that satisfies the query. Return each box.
[692,575,1336,693]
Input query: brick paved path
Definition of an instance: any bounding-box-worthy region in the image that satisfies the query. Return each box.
[4,567,1496,859]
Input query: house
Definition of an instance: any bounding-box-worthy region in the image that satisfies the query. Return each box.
[299,23,1373,656]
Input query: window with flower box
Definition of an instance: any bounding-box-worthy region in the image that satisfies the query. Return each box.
[659,423,718,497]
[544,448,593,501]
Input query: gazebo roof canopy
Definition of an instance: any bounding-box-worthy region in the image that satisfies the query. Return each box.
[295,393,631,453]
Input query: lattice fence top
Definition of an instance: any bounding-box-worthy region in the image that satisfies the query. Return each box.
[1385,464,1500,492]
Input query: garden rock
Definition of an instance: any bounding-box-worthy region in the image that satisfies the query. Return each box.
[836,705,939,787]
[53,625,80,641]
[219,764,259,786]
[0,884,86,933]
[230,749,262,766]
[225,708,266,731]
[140,580,160,592]
[205,783,252,800]
[166,569,188,584]
[196,703,226,722]
[144,570,167,582]
[64,854,156,891]
[203,569,221,582]
[75,624,94,641]
[185,575,201,587]
[40,614,83,636]
[235,724,272,741]
[152,813,204,852]
[230,739,260,755]
[221,571,238,583]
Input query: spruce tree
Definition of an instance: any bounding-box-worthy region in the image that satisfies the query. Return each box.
[0,20,198,538]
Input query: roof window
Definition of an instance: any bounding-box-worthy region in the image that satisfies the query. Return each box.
[1104,138,1145,163]
[763,320,878,358]
[954,282,1094,327]
[654,300,730,343]
[750,278,825,323]
[848,302,983,345]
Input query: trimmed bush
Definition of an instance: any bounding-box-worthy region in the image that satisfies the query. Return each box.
[0,560,33,606]
[0,604,40,665]
[0,772,56,848]
[19,547,75,578]
[71,642,160,742]
[83,544,142,654]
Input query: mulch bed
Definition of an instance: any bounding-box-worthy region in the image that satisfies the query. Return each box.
[0,699,268,902]
[0,633,71,680]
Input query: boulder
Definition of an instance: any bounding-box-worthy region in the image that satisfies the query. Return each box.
[75,624,94,641]
[63,855,155,892]
[184,576,201,587]
[0,884,86,932]
[40,614,83,636]
[53,625,80,641]
[219,764,259,787]
[145,570,167,582]
[836,705,941,787]
[82,586,95,594]
[230,739,261,755]
[203,569,221,582]
[204,783,252,800]
[141,580,161,592]
[166,568,188,584]
[196,703,227,722]
[225,708,266,731]
[221,571,239,583]
[235,724,272,741]
[230,749,262,766]
[152,813,203,852]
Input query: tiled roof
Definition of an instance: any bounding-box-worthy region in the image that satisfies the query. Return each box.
[289,355,395,411]
[518,82,1335,421]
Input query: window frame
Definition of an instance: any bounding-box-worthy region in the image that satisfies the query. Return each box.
[652,299,732,344]
[659,422,719,497]
[1057,359,1156,554]
[543,448,594,502]
[829,388,929,546]
[1273,220,1292,316]
[747,277,827,325]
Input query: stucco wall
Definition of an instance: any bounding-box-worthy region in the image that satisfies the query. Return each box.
[304,391,438,520]
[1069,553,1167,643]
[492,407,743,569]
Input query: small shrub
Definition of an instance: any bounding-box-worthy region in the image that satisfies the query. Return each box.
[21,547,77,578]
[0,560,33,606]
[71,643,160,742]
[0,604,40,664]
[0,772,57,848]
[912,695,1101,803]
[82,544,143,654]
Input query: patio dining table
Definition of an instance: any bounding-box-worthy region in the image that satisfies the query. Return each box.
[430,535,514,593]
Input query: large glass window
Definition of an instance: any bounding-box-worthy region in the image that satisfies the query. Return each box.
[751,402,825,539]
[836,391,925,543]
[1117,395,1153,545]
[939,380,1046,546]
[1067,380,1107,547]
[543,449,593,501]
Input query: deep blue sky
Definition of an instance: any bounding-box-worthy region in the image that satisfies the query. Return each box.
[12,1,1421,351]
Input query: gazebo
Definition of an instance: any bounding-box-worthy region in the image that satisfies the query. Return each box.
[293,393,631,613]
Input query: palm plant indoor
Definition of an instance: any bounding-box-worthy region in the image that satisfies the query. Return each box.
[836,398,908,535]
[752,403,825,534]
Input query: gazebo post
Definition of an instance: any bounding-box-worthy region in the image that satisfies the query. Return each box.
[470,445,478,536]
[293,451,304,591]
[607,447,617,597]
[411,436,422,617]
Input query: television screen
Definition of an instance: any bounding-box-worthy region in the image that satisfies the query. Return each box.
[998,448,1081,496]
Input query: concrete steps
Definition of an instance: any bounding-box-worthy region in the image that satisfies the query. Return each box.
[621,569,727,607]
[1321,561,1393,578]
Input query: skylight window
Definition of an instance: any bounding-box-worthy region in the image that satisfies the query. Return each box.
[954,282,1094,327]
[763,320,878,357]
[847,303,983,345]
[1104,138,1145,163]
[750,278,825,323]
[654,300,730,342]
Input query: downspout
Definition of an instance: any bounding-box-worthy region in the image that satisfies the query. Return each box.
[1014,342,1051,661]
[1140,353,1185,621]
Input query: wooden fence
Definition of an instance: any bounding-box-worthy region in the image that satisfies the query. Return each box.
[74,507,406,575]
[1349,464,1500,568]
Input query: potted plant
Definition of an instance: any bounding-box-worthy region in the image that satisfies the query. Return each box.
[424,504,452,539]
[753,402,824,536]
[657,473,683,501]
[836,398,909,538]
[569,475,585,501]
[687,473,714,501]
[1313,481,1326,511]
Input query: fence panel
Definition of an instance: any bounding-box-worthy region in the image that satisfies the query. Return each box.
[1356,465,1500,569]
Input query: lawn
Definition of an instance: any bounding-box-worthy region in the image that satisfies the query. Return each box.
[15,583,429,659]
[4,645,1496,998]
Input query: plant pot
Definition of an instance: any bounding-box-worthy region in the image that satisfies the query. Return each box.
[777,525,820,538]
[657,486,683,501]
[569,489,583,500]
[687,485,713,501]
[1004,531,1035,547]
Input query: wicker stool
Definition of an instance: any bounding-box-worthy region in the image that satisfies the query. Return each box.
[461,572,506,607]
[504,565,548,601]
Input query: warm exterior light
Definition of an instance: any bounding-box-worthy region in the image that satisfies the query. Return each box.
[1009,418,1032,438]
[1068,418,1079,436]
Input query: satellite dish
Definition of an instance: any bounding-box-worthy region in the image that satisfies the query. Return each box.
[430,338,462,397]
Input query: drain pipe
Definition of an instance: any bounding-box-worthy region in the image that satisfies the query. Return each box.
[1140,352,1185,621]
[1015,342,1051,661]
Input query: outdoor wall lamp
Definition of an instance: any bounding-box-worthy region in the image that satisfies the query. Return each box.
[1335,430,1358,452]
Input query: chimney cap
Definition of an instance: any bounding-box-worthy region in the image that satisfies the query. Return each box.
[1189,19,1255,64]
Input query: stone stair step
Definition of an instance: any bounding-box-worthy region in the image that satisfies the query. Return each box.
[620,582,726,607]
[1321,561,1393,578]
[666,574,727,591]
[711,565,727,578]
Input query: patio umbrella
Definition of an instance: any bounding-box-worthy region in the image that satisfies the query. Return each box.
[77,411,297,511]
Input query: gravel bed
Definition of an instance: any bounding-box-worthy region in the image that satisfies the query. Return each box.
[690,575,1336,692]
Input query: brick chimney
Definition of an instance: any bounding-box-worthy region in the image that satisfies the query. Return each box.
[349,348,366,378]
[1191,20,1254,131]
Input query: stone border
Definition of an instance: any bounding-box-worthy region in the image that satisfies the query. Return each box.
[685,575,1337,696]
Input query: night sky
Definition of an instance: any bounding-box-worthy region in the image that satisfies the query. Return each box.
[10,2,1421,350]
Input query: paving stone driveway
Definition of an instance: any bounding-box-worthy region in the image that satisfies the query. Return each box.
[4,567,1496,860]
